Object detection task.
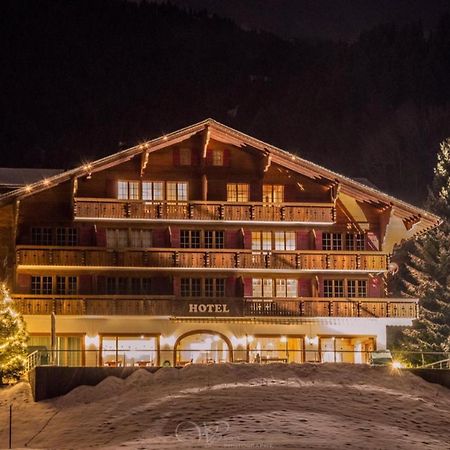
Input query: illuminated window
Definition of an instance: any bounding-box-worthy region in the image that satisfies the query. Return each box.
[251,231,271,251]
[142,181,164,201]
[167,181,188,202]
[263,184,284,203]
[252,278,262,297]
[227,183,249,202]
[212,149,224,166]
[252,278,273,297]
[117,181,139,200]
[274,231,296,250]
[275,279,298,298]
[179,148,191,166]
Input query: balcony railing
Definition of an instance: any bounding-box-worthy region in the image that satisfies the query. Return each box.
[16,246,388,271]
[73,198,335,223]
[12,295,418,318]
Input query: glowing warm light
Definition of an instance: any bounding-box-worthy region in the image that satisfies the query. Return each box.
[84,335,100,348]
[247,335,254,343]
[25,185,32,192]
[163,135,168,141]
[280,336,287,343]
[161,335,176,347]
[231,336,246,347]
[392,361,404,369]
[305,336,318,346]
[213,335,220,342]
[43,179,50,186]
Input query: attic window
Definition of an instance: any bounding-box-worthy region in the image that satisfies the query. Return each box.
[212,149,224,166]
[179,148,191,166]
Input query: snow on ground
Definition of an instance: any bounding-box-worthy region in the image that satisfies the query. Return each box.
[0,364,449,449]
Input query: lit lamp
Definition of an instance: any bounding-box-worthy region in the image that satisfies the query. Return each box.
[85,334,100,348]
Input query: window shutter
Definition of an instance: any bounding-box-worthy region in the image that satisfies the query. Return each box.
[173,277,180,296]
[366,232,379,251]
[243,278,253,297]
[296,231,310,250]
[78,275,92,294]
[151,228,166,248]
[206,149,213,166]
[226,277,235,297]
[243,230,252,249]
[17,274,31,293]
[95,228,107,247]
[250,182,260,202]
[191,149,201,166]
[79,225,94,246]
[173,148,180,166]
[369,276,382,298]
[106,179,117,198]
[170,227,180,248]
[284,184,297,202]
[314,231,322,250]
[298,278,312,297]
[225,230,239,249]
[223,149,231,167]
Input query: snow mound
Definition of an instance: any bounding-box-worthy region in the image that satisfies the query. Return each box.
[124,368,154,387]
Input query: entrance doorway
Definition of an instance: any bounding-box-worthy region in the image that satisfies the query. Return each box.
[174,331,233,365]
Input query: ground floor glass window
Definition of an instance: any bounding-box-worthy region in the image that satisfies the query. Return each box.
[101,336,158,367]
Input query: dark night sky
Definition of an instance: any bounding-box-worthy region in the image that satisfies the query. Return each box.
[148,0,449,41]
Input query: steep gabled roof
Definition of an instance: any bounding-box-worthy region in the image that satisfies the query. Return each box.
[0,118,441,234]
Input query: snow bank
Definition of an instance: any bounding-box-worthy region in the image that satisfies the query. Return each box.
[0,364,449,449]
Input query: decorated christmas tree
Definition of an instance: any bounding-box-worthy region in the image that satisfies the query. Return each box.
[400,139,450,364]
[0,283,28,382]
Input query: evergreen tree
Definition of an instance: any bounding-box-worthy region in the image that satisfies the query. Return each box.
[0,283,28,382]
[400,139,450,364]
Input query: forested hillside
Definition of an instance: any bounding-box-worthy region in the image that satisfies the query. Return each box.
[2,0,450,204]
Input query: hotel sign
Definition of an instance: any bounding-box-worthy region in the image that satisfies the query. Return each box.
[188,303,230,314]
[173,300,241,316]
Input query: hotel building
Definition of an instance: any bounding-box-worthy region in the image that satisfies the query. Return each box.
[0,119,440,367]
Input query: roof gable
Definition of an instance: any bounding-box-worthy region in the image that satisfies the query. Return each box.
[0,118,441,235]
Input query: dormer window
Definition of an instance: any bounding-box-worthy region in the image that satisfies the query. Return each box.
[179,148,191,166]
[212,149,224,166]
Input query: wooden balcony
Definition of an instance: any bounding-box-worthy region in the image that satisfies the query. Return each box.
[16,246,389,272]
[243,297,418,319]
[12,295,417,318]
[73,198,335,223]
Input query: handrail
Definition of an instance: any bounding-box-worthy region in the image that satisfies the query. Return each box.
[25,350,41,372]
[422,358,450,369]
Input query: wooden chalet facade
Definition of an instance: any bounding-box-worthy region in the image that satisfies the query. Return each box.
[0,119,441,367]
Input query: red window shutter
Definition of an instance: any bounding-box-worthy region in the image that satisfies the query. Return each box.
[78,275,92,294]
[225,230,239,249]
[284,184,297,202]
[223,149,231,167]
[206,149,213,166]
[17,274,31,292]
[79,226,94,246]
[191,149,200,166]
[366,232,379,251]
[173,148,180,166]
[243,230,252,249]
[226,277,235,297]
[170,227,180,248]
[106,179,117,198]
[369,276,382,298]
[95,228,107,247]
[152,229,166,248]
[173,277,180,296]
[243,278,253,297]
[317,276,323,297]
[298,278,311,297]
[296,231,310,250]
[314,231,322,250]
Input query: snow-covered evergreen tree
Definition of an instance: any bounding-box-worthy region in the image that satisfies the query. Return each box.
[0,283,28,382]
[401,139,450,363]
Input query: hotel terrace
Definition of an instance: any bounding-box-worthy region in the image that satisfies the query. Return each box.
[0,119,440,367]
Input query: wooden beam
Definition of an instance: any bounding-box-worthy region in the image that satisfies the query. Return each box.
[202,175,208,201]
[202,125,211,159]
[263,154,272,172]
[140,150,149,177]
